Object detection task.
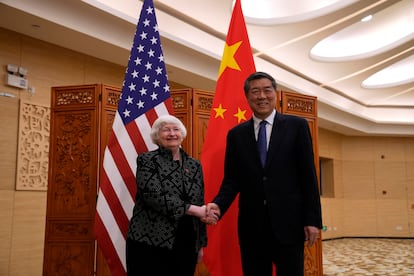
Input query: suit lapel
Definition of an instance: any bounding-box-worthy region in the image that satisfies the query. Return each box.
[266,112,285,168]
[243,119,263,168]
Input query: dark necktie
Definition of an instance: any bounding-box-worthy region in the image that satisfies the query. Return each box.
[257,120,267,167]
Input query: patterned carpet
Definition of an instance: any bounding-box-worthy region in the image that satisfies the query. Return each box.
[322,238,414,276]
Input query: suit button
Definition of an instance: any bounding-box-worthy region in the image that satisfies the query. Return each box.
[264,200,267,205]
[262,176,267,181]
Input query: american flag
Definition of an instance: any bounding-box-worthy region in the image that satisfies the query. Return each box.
[94,0,173,274]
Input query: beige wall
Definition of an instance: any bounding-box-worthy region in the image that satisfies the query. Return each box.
[0,27,125,276]
[319,129,414,240]
[1,27,414,275]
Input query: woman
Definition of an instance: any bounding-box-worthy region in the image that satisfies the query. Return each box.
[126,115,207,276]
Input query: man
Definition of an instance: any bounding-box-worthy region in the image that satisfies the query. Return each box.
[207,71,322,276]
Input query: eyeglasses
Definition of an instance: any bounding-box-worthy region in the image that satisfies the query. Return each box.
[160,127,181,134]
[249,87,275,96]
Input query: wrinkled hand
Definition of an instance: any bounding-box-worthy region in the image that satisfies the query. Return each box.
[187,204,218,224]
[200,203,220,225]
[304,226,320,247]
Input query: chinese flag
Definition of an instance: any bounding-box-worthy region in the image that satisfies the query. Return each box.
[201,0,255,275]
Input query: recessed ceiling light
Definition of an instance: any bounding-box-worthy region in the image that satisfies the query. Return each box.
[310,0,414,61]
[361,15,373,22]
[362,55,414,88]
[239,0,358,25]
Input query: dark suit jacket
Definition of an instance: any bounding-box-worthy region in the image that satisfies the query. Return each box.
[213,112,322,248]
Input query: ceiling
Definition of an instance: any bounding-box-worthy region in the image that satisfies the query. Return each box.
[0,0,413,136]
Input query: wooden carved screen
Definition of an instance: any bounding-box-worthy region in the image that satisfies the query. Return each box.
[278,91,322,276]
[44,85,214,276]
[44,84,103,276]
[171,88,212,159]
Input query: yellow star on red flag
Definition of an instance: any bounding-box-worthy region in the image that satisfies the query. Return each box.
[233,107,247,123]
[218,41,242,78]
[213,103,227,119]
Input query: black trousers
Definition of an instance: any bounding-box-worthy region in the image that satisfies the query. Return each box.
[126,217,197,276]
[240,211,304,276]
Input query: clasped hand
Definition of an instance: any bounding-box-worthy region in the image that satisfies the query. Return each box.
[200,203,221,225]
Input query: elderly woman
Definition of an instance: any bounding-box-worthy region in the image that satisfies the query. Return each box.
[126,115,208,276]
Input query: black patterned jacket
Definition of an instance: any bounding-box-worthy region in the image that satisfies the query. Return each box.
[127,147,207,252]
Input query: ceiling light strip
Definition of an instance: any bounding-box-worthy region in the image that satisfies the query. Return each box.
[253,0,388,57]
[320,46,414,87]
[378,87,414,104]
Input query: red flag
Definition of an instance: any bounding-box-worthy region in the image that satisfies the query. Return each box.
[202,0,256,275]
[94,0,173,274]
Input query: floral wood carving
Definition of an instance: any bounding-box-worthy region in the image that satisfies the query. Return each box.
[49,244,93,275]
[56,89,94,106]
[51,112,94,215]
[286,98,314,114]
[197,96,213,111]
[16,101,50,191]
[172,94,185,109]
[51,221,90,237]
[106,89,120,107]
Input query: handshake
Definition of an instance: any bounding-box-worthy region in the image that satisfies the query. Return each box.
[200,203,221,225]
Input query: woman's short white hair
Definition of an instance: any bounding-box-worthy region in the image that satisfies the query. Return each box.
[150,115,187,144]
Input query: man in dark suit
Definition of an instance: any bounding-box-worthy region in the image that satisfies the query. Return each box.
[207,71,322,276]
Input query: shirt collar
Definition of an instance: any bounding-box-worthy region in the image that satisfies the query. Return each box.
[253,109,276,128]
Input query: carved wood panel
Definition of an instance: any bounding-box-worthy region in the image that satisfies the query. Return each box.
[47,110,98,216]
[44,85,101,276]
[44,85,214,276]
[192,91,212,159]
[171,90,192,154]
[43,242,95,276]
[16,101,50,190]
[170,89,214,159]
